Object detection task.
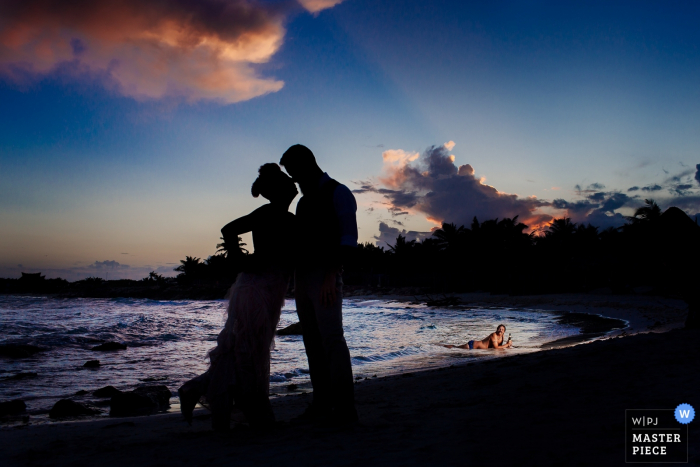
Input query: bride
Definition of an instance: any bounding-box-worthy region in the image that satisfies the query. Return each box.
[179,163,297,431]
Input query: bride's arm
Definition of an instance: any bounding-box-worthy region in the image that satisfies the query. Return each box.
[221,212,256,239]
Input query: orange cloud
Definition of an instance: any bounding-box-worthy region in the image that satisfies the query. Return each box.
[0,0,297,103]
[297,0,346,14]
[354,142,554,230]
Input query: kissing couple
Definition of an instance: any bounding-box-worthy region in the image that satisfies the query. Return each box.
[178,144,358,431]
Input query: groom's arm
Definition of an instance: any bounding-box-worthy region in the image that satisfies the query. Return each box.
[320,184,357,306]
[333,184,358,267]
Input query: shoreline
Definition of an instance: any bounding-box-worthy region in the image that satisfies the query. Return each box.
[1,294,688,418]
[2,324,697,466]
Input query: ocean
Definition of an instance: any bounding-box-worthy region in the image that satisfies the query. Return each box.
[0,295,614,421]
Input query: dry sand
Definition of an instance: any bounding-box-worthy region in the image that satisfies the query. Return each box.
[2,294,697,466]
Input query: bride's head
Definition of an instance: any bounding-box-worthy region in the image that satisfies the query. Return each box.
[251,163,298,204]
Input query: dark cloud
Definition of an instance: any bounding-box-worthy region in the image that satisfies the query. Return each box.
[552,193,631,229]
[359,144,700,239]
[672,184,694,196]
[373,222,431,248]
[88,260,130,270]
[0,0,344,103]
[364,143,552,230]
[575,183,607,195]
[601,193,632,212]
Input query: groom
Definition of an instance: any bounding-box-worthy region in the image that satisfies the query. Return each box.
[280,144,358,425]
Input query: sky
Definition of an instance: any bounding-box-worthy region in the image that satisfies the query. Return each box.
[1,0,699,280]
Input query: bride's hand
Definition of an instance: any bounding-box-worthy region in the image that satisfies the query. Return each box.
[321,270,337,307]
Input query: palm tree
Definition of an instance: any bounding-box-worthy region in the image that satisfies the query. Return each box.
[629,199,662,223]
[545,218,577,239]
[388,235,416,256]
[174,256,204,277]
[576,223,599,242]
[216,236,248,258]
[432,222,466,250]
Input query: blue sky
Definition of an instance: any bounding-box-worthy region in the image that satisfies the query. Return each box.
[1,0,698,280]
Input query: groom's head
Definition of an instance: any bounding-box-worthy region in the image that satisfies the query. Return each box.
[280,144,324,193]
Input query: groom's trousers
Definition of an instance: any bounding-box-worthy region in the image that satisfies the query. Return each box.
[295,268,355,414]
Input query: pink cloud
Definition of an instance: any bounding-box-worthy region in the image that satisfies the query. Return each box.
[0,0,293,103]
[297,0,346,14]
[355,142,554,230]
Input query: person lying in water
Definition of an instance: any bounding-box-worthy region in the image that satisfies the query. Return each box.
[444,324,512,350]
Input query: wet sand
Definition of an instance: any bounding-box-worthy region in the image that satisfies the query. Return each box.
[2,294,697,466]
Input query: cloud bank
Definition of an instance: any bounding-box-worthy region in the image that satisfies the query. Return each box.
[0,0,343,103]
[0,259,177,281]
[356,144,700,242]
[373,222,431,249]
[355,142,553,231]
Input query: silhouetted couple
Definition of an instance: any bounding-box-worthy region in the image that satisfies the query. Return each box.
[178,145,358,431]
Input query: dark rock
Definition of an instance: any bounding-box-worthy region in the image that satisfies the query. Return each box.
[0,344,46,359]
[109,385,171,417]
[49,399,100,418]
[91,342,127,351]
[277,322,303,336]
[93,386,122,398]
[83,360,101,368]
[4,372,38,380]
[286,384,298,391]
[0,400,26,416]
[75,390,88,396]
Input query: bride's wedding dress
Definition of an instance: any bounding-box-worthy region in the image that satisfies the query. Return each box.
[179,200,295,431]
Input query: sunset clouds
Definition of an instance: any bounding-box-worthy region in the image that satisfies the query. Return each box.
[356,144,700,239]
[298,0,346,14]
[0,0,342,103]
[356,142,553,231]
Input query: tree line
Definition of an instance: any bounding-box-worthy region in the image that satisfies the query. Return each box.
[177,200,699,301]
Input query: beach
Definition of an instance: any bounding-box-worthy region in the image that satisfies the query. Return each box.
[1,293,696,466]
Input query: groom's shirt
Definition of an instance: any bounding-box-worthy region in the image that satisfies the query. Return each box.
[295,172,357,269]
[318,172,358,248]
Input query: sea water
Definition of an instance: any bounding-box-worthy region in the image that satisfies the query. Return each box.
[0,295,604,418]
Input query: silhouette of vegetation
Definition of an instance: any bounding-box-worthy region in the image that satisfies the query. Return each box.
[342,206,699,314]
[2,205,697,324]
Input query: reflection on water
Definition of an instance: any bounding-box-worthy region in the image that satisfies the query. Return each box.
[0,296,596,417]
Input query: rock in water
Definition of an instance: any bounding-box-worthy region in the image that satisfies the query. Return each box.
[83,360,100,368]
[0,400,26,416]
[0,344,46,358]
[93,386,122,398]
[49,399,100,418]
[91,342,127,351]
[110,385,171,417]
[277,322,303,335]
